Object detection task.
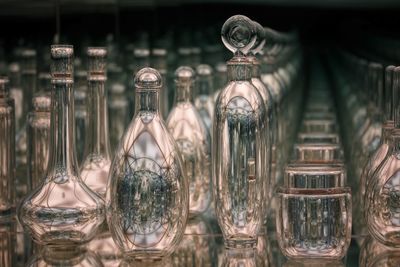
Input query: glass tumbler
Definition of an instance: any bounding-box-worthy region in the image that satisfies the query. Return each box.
[276,187,352,260]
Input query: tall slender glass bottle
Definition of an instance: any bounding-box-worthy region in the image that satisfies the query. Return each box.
[166,66,211,216]
[27,94,51,190]
[80,47,112,199]
[195,64,214,132]
[106,68,188,259]
[365,66,400,247]
[74,69,87,163]
[0,77,15,217]
[213,15,268,248]
[18,45,105,249]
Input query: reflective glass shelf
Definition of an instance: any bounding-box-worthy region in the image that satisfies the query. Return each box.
[0,214,393,266]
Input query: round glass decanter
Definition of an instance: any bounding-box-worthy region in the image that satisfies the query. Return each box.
[166,66,211,216]
[80,47,112,199]
[365,66,400,247]
[213,15,268,248]
[106,68,189,259]
[18,45,105,250]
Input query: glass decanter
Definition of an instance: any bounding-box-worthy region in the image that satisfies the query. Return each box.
[0,77,15,217]
[194,64,214,132]
[27,94,51,190]
[356,65,395,236]
[213,15,269,248]
[80,47,112,199]
[108,63,129,151]
[166,66,211,216]
[365,66,400,247]
[18,45,105,249]
[106,68,188,259]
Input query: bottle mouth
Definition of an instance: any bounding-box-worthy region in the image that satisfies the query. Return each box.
[227,55,253,66]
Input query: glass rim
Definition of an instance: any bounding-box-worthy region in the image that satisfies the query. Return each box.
[276,186,351,196]
[285,162,345,173]
[294,142,341,149]
[298,132,340,138]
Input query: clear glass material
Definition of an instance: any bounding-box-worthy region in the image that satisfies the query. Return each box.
[213,15,268,248]
[152,48,169,118]
[297,133,340,144]
[106,67,188,259]
[276,187,352,260]
[195,64,214,132]
[18,45,105,250]
[284,163,346,188]
[301,119,337,133]
[0,220,16,267]
[293,143,343,163]
[359,235,400,267]
[27,247,103,267]
[355,66,395,238]
[80,47,112,199]
[27,94,51,190]
[166,66,211,216]
[220,248,257,267]
[284,259,344,267]
[364,66,400,247]
[8,63,23,132]
[0,77,15,217]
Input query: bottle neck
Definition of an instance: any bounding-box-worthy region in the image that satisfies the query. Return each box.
[175,83,192,103]
[48,79,79,178]
[134,90,160,114]
[252,62,261,79]
[83,79,111,159]
[227,63,252,81]
[197,78,212,96]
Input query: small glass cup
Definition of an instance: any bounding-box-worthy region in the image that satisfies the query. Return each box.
[297,133,340,144]
[284,163,346,188]
[301,119,338,133]
[276,187,352,260]
[293,143,343,163]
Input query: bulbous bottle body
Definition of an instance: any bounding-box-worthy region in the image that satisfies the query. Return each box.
[167,101,211,216]
[106,68,188,259]
[213,77,268,248]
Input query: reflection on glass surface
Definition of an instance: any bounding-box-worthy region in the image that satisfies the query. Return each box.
[172,216,216,267]
[220,248,257,267]
[0,220,16,267]
[284,259,344,267]
[27,247,103,267]
[360,235,400,267]
[194,64,214,132]
[119,255,173,267]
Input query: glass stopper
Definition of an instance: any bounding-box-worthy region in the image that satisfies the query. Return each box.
[175,66,195,83]
[51,45,74,78]
[134,67,162,90]
[221,15,257,56]
[251,21,266,55]
[32,95,51,112]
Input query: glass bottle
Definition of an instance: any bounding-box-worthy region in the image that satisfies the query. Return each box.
[0,77,15,217]
[8,63,23,132]
[356,65,395,236]
[365,66,400,247]
[80,47,112,199]
[106,67,188,259]
[129,48,150,117]
[108,63,129,151]
[213,15,268,248]
[213,62,227,103]
[27,94,51,190]
[166,66,211,216]
[195,64,214,132]
[220,248,257,267]
[18,45,105,249]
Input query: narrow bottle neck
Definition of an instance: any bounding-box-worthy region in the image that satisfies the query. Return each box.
[48,80,79,176]
[83,79,111,159]
[252,63,261,79]
[175,83,192,103]
[134,90,160,114]
[227,63,252,81]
